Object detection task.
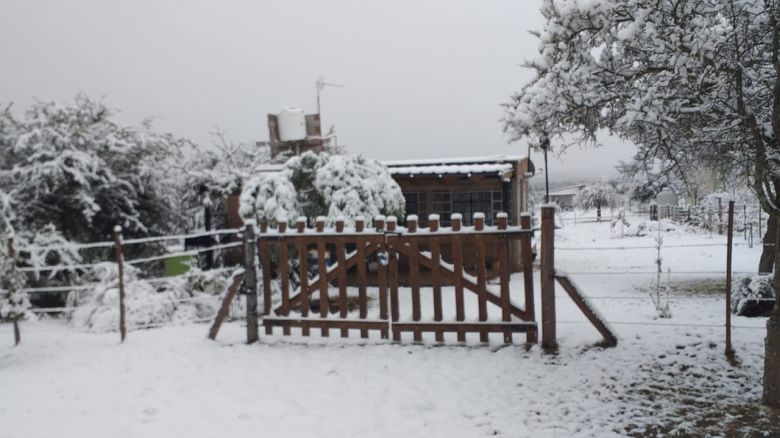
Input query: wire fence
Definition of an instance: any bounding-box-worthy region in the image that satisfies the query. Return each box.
[4,227,246,333]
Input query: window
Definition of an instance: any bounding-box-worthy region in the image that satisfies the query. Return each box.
[431,191,451,225]
[450,190,505,225]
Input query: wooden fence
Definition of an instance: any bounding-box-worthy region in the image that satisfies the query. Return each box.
[247,212,538,344]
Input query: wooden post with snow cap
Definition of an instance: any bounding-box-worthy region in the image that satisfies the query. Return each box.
[296,216,310,336]
[540,205,557,352]
[497,212,512,344]
[387,216,400,340]
[112,225,127,343]
[244,221,259,344]
[374,215,389,338]
[355,216,369,338]
[315,216,328,336]
[335,217,348,338]
[429,214,444,342]
[473,212,488,342]
[520,213,537,344]
[451,213,466,342]
[407,214,422,342]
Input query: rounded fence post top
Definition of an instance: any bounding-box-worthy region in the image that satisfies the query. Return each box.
[296,216,307,223]
[386,216,398,223]
[496,212,508,219]
[113,225,122,233]
[473,212,485,220]
[451,213,462,221]
[406,214,418,222]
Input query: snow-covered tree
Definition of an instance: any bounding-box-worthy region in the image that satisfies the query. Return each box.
[573,182,619,221]
[0,95,190,242]
[240,151,405,225]
[503,0,780,406]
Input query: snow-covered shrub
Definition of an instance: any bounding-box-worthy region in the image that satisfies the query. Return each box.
[315,154,405,223]
[0,243,30,323]
[239,171,299,225]
[0,95,190,242]
[70,263,223,332]
[733,275,776,317]
[240,151,405,225]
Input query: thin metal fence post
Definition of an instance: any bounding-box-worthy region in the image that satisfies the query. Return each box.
[725,201,734,358]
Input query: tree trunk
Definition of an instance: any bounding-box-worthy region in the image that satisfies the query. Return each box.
[13,318,20,346]
[597,202,601,223]
[764,213,780,407]
[760,214,776,274]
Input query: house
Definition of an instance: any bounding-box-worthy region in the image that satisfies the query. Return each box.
[383,155,534,228]
[384,155,534,273]
[547,185,585,210]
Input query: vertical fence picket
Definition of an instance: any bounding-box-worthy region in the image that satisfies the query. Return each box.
[259,220,272,336]
[356,217,368,338]
[474,213,488,343]
[388,217,400,341]
[451,214,466,342]
[407,215,422,342]
[278,221,291,335]
[429,214,444,342]
[497,213,512,344]
[316,217,329,337]
[244,223,259,344]
[520,213,537,344]
[376,216,389,339]
[297,217,310,337]
[335,218,348,338]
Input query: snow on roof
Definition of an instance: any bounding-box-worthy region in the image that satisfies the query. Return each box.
[383,155,525,177]
[252,154,528,177]
[548,185,585,196]
[382,154,526,167]
[387,163,513,177]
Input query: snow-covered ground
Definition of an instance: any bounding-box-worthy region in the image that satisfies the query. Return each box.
[1,212,776,437]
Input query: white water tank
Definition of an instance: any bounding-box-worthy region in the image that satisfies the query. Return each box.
[277,107,307,142]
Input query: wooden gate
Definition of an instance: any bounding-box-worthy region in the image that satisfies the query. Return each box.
[255,212,537,344]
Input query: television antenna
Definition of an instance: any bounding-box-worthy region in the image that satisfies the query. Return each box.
[316,77,344,116]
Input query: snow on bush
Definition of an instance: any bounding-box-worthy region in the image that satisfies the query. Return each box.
[239,171,299,225]
[71,263,225,332]
[240,151,405,225]
[315,154,405,223]
[733,274,776,317]
[0,244,30,322]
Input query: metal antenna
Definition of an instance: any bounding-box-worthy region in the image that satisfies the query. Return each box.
[316,77,344,116]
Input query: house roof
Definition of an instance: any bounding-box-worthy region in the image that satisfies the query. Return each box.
[384,155,528,180]
[548,185,585,196]
[252,154,530,179]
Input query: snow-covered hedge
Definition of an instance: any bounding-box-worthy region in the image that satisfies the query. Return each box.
[70,263,228,332]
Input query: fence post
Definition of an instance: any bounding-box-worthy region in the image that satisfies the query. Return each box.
[718,198,723,235]
[520,213,536,344]
[725,201,735,358]
[244,222,259,344]
[540,205,557,352]
[7,232,21,346]
[112,226,127,343]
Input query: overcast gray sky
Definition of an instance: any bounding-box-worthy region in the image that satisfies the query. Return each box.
[0,0,635,181]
